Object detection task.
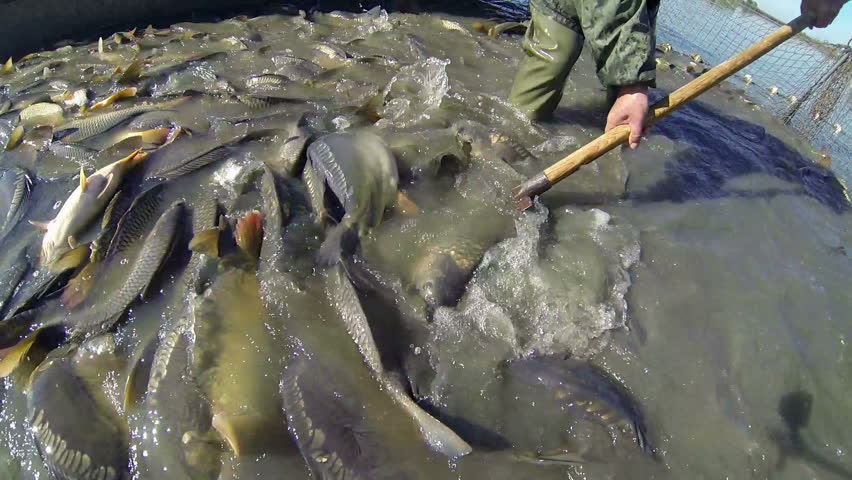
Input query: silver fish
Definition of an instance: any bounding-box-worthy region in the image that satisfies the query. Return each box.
[305,130,401,264]
[504,355,657,459]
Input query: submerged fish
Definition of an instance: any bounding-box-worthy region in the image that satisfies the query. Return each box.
[134,317,220,480]
[259,201,470,469]
[31,149,148,268]
[190,211,291,457]
[503,354,657,459]
[28,337,130,480]
[54,96,190,143]
[305,130,404,264]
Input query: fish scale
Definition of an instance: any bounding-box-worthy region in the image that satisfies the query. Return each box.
[1,167,31,236]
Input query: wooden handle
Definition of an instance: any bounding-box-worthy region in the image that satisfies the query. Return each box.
[542,14,814,184]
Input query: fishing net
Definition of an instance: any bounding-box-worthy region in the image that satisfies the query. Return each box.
[656,0,851,161]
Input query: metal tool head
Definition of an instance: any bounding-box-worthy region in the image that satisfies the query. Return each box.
[512,172,552,212]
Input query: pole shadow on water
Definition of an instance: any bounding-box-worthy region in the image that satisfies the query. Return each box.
[629,92,850,214]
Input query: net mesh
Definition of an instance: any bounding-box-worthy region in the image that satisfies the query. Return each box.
[656,0,851,160]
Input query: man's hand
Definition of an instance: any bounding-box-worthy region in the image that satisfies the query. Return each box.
[801,0,847,28]
[606,85,649,150]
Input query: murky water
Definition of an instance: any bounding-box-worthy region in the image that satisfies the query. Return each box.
[0,6,850,480]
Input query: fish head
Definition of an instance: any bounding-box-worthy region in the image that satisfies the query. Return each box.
[412,250,468,308]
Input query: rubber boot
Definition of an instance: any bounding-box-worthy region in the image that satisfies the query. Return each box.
[508,6,584,121]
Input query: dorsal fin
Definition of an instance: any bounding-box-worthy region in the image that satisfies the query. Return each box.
[79,166,88,192]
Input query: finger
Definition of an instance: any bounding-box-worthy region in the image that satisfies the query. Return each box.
[628,117,643,149]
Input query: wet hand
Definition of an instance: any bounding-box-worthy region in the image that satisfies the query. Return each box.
[606,85,649,150]
[801,0,847,28]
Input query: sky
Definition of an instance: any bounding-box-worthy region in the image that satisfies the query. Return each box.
[755,0,852,44]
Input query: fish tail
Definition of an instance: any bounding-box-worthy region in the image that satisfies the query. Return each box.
[235,210,263,262]
[0,330,40,378]
[317,223,359,266]
[633,420,658,460]
[393,386,472,457]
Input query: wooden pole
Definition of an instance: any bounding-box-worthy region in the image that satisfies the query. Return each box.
[513,14,815,210]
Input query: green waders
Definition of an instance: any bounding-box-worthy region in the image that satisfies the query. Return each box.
[509,0,659,120]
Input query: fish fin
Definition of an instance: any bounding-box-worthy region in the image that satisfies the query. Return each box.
[6,125,23,150]
[136,127,173,145]
[317,223,359,266]
[50,244,90,272]
[212,413,265,457]
[61,262,100,308]
[1,57,13,75]
[354,90,387,124]
[633,420,659,460]
[119,148,146,165]
[67,236,78,249]
[392,384,473,457]
[118,59,144,84]
[394,191,419,215]
[189,229,221,258]
[0,331,40,378]
[89,87,137,111]
[79,166,88,192]
[124,331,159,413]
[235,210,263,263]
[517,447,587,464]
[28,220,50,231]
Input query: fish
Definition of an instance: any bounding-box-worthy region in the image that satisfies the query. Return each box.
[189,210,292,457]
[27,338,131,480]
[769,85,780,96]
[280,338,470,479]
[31,149,148,268]
[62,184,164,308]
[19,102,65,128]
[0,167,33,238]
[263,116,312,178]
[53,96,190,143]
[454,120,537,165]
[133,317,221,480]
[503,354,658,459]
[143,128,254,181]
[258,201,469,469]
[305,130,405,264]
[410,231,494,309]
[79,125,177,151]
[0,247,29,314]
[66,201,184,339]
[487,21,528,38]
